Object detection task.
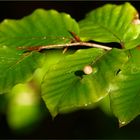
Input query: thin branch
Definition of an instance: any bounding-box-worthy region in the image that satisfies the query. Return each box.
[40,42,112,50]
[18,42,112,51]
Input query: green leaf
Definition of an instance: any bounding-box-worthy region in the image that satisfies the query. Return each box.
[79,2,140,49]
[0,47,40,93]
[41,48,128,117]
[0,9,79,48]
[7,83,42,132]
[110,48,140,126]
[33,50,70,86]
[125,35,140,49]
[0,9,79,93]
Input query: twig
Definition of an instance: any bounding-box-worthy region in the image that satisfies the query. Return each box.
[28,42,112,51]
[18,42,112,52]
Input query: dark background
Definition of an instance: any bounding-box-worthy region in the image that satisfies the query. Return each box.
[0,1,140,139]
[0,1,140,22]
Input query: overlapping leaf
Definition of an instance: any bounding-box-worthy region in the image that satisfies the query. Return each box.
[41,48,128,117]
[0,9,79,48]
[0,9,79,93]
[125,34,140,49]
[7,83,42,131]
[79,2,140,49]
[110,48,140,126]
[0,47,40,93]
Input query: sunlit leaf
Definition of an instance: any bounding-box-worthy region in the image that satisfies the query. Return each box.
[0,9,79,93]
[0,9,79,48]
[41,48,128,117]
[110,48,140,126]
[0,47,40,93]
[79,2,140,49]
[33,50,68,86]
[125,34,140,49]
[7,83,42,132]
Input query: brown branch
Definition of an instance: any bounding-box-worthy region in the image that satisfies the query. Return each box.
[18,42,112,52]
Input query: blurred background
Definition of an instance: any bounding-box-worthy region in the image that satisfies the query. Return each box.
[0,1,140,139]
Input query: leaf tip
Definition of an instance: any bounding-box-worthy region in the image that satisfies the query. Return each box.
[119,120,127,128]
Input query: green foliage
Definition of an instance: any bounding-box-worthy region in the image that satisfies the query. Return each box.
[0,9,79,47]
[110,48,140,126]
[79,2,140,49]
[0,9,79,93]
[0,47,40,93]
[0,2,140,130]
[41,48,127,117]
[7,83,43,132]
[41,48,106,117]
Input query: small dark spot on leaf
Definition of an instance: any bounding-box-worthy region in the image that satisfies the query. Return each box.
[116,69,121,75]
[75,70,85,79]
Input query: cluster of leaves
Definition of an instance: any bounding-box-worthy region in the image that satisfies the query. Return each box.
[0,2,140,129]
